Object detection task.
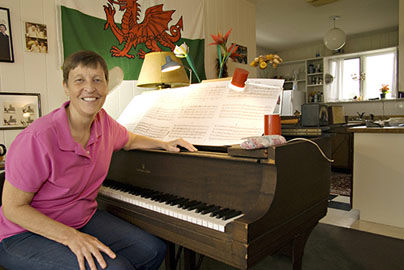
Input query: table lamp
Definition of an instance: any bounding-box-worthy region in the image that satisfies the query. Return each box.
[137,51,189,89]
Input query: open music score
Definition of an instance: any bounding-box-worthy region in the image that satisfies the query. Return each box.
[118,79,284,146]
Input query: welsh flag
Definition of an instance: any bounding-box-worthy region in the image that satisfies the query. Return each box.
[60,0,205,82]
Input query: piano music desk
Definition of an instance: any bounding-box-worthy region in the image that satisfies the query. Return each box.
[97,137,331,270]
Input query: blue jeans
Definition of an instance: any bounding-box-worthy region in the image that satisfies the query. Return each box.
[0,210,166,270]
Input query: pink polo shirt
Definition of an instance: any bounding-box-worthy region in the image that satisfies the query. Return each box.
[0,101,129,242]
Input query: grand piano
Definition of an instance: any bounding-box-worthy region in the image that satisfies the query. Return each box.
[97,136,331,270]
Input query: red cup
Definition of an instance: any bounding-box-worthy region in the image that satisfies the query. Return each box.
[264,114,281,135]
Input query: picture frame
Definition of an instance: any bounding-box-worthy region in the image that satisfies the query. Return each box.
[233,43,248,64]
[0,92,41,130]
[24,21,48,53]
[0,7,14,62]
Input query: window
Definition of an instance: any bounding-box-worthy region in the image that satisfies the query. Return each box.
[324,48,397,102]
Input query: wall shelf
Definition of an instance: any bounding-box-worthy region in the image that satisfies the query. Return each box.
[267,57,325,102]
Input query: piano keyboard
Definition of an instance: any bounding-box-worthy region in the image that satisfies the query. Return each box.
[99,180,244,232]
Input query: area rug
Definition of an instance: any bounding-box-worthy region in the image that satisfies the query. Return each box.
[330,171,351,196]
[196,223,404,270]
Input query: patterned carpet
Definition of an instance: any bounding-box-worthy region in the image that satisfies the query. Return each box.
[330,172,352,196]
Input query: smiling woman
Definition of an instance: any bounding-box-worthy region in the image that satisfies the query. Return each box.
[0,51,197,270]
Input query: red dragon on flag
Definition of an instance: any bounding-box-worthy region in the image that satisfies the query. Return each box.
[104,0,183,59]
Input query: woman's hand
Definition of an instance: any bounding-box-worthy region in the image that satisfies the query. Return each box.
[65,229,116,270]
[164,138,198,152]
[2,180,115,270]
[124,132,198,152]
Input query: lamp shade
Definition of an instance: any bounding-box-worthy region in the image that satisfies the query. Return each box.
[137,51,189,88]
[323,27,346,50]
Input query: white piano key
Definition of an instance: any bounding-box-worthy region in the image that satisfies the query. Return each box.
[99,185,243,232]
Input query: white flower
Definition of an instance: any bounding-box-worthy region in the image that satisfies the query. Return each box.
[174,42,189,58]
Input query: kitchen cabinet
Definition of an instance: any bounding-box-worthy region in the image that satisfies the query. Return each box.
[328,125,353,172]
[306,58,324,103]
[267,59,306,91]
[350,127,404,228]
[268,57,325,103]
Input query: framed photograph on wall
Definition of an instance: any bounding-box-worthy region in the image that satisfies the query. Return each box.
[24,21,48,53]
[232,43,248,64]
[0,93,41,130]
[0,7,14,62]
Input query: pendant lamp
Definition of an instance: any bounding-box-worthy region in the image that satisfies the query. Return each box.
[323,16,346,50]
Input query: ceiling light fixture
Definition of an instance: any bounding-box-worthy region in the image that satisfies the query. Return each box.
[323,15,346,51]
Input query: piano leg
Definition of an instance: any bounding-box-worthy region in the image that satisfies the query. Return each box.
[165,242,176,270]
[184,248,196,270]
[281,222,317,270]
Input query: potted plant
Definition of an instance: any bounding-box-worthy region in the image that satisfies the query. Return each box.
[380,84,389,99]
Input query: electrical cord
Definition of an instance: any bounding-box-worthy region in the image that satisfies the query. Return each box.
[286,137,334,163]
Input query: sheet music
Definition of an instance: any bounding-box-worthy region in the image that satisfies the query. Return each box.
[117,79,283,146]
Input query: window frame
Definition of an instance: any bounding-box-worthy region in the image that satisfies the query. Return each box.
[323,47,397,102]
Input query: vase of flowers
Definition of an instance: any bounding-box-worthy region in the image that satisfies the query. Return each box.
[249,54,283,70]
[380,84,389,99]
[209,28,239,78]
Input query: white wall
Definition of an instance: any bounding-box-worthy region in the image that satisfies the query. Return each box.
[0,0,66,149]
[203,0,256,79]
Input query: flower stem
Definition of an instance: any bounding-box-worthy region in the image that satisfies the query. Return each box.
[185,55,201,83]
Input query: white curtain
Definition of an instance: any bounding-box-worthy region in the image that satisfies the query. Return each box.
[324,59,344,102]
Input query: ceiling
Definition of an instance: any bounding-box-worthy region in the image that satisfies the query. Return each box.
[247,0,399,51]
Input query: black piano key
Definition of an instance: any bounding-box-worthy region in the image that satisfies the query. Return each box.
[147,191,160,198]
[216,208,232,218]
[184,200,202,210]
[165,195,179,204]
[188,202,206,211]
[128,187,142,195]
[181,200,198,209]
[163,194,176,203]
[195,204,213,213]
[169,198,188,206]
[222,210,242,220]
[210,208,229,218]
[201,205,220,215]
[153,193,166,202]
[159,194,172,202]
[150,193,165,201]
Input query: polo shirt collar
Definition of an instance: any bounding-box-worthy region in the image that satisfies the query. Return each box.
[53,101,102,152]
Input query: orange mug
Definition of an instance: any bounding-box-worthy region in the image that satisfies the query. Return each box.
[264,114,281,135]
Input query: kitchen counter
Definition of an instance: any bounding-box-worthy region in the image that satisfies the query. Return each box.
[349,126,404,133]
[350,128,404,228]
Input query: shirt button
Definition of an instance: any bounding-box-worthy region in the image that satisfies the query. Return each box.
[87,151,90,154]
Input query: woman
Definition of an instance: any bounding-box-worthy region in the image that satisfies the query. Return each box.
[0,50,197,270]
